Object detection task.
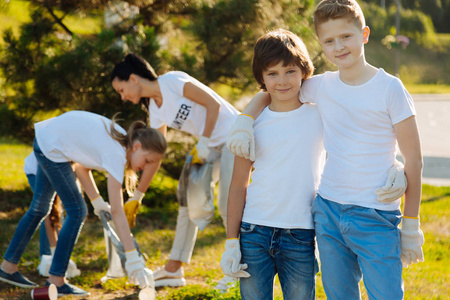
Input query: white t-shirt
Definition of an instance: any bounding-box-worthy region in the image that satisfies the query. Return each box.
[300,69,416,210]
[34,111,127,183]
[242,104,325,229]
[24,152,38,175]
[148,71,239,147]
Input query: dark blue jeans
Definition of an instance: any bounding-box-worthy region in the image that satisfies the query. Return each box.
[4,139,87,277]
[239,222,318,300]
[26,174,51,257]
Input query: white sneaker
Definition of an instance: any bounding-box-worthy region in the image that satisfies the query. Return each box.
[153,266,186,287]
[66,259,81,278]
[37,255,81,278]
[214,275,238,293]
[37,255,52,277]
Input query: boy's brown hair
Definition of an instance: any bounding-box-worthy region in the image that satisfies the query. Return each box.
[313,0,365,33]
[252,29,314,91]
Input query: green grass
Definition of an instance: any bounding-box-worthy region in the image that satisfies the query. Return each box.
[406,84,450,94]
[0,137,449,299]
[0,137,32,191]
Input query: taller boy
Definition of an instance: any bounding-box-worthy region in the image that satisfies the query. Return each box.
[227,0,425,299]
[307,0,424,299]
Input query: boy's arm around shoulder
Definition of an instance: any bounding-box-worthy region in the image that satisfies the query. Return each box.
[241,91,271,118]
[227,91,270,160]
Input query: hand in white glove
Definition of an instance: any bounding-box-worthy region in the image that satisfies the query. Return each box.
[124,190,145,228]
[91,196,111,216]
[196,136,210,162]
[375,160,407,203]
[226,114,255,161]
[220,239,250,278]
[134,268,154,289]
[400,217,425,268]
[125,249,152,288]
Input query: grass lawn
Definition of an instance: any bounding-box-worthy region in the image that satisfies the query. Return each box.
[0,141,449,299]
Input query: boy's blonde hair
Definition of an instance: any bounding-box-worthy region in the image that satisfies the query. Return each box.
[252,28,314,91]
[313,0,365,33]
[108,114,167,195]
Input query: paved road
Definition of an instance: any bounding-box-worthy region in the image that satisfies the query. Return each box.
[411,94,450,186]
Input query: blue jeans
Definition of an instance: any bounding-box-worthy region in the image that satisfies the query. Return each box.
[26,174,51,257]
[312,194,403,300]
[239,222,318,300]
[4,139,87,277]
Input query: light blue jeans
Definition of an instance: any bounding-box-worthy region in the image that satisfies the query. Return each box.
[4,139,87,277]
[312,194,403,300]
[239,222,318,300]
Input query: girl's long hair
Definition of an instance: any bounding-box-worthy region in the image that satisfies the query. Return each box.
[49,195,62,231]
[107,113,167,195]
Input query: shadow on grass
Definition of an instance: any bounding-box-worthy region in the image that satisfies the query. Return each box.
[0,188,33,210]
[422,184,450,203]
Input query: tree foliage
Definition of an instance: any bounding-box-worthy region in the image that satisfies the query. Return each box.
[363,0,450,33]
[0,0,318,141]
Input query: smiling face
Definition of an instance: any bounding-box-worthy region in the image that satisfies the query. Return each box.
[128,141,164,172]
[112,75,142,105]
[262,62,303,105]
[317,18,369,72]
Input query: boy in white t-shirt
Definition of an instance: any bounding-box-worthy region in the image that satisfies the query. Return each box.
[220,29,324,300]
[226,1,424,299]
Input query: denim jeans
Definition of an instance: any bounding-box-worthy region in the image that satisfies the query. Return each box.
[4,139,87,277]
[26,174,51,257]
[239,222,318,300]
[312,194,403,300]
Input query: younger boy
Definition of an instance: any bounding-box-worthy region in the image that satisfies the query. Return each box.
[227,0,424,299]
[220,29,324,300]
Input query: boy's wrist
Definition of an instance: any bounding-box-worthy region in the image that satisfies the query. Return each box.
[239,113,254,120]
[403,215,419,219]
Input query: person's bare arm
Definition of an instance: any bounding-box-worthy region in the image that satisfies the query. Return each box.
[108,176,135,251]
[74,165,100,200]
[241,91,271,119]
[394,116,423,217]
[183,82,220,138]
[226,156,252,238]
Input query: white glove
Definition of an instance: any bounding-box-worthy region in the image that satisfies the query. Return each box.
[400,217,425,268]
[196,136,210,161]
[375,161,407,203]
[134,268,154,289]
[125,249,153,288]
[91,196,111,216]
[220,239,250,278]
[226,114,255,161]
